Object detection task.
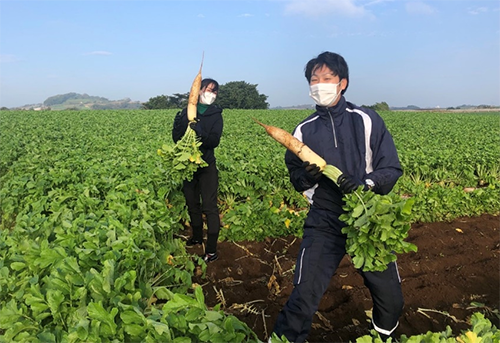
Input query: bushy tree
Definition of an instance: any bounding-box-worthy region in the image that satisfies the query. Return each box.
[142,93,188,110]
[144,81,269,110]
[216,81,268,109]
[362,101,390,112]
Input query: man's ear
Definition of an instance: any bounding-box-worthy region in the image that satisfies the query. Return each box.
[340,78,348,91]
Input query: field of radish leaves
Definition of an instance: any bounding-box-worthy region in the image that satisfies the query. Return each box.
[0,109,499,342]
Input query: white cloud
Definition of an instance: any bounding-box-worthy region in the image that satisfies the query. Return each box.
[0,54,22,63]
[238,13,254,17]
[197,14,205,18]
[284,0,372,18]
[468,7,488,15]
[365,0,394,7]
[84,51,112,56]
[405,2,437,15]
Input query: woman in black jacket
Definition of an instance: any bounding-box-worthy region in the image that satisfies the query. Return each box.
[172,78,223,263]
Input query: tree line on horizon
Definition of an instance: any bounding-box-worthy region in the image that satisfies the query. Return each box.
[12,80,488,111]
[142,81,269,110]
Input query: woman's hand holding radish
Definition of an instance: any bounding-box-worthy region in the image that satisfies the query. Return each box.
[189,119,202,136]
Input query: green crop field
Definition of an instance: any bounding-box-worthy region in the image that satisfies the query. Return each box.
[1,109,499,342]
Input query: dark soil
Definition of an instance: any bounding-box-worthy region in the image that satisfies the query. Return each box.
[188,214,499,343]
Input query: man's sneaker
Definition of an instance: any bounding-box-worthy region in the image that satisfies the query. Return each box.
[202,252,218,263]
[186,237,203,246]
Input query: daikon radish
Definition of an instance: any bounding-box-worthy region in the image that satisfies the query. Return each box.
[253,118,343,183]
[187,53,204,122]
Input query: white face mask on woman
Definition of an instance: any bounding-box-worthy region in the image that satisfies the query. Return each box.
[309,82,341,107]
[199,91,217,105]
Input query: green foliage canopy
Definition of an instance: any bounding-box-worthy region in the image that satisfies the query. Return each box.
[142,93,188,110]
[143,81,269,110]
[363,101,390,111]
[216,81,269,109]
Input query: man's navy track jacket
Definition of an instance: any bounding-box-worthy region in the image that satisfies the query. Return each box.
[285,96,403,215]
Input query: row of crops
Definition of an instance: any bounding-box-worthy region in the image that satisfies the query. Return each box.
[0,109,499,342]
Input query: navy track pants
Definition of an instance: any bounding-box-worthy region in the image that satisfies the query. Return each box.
[272,208,404,342]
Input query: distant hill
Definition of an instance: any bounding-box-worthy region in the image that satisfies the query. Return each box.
[43,92,109,106]
[5,96,499,112]
[390,104,500,111]
[10,93,143,110]
[390,105,422,110]
[271,104,314,110]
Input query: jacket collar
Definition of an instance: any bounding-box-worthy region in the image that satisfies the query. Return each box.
[199,104,222,116]
[315,96,347,117]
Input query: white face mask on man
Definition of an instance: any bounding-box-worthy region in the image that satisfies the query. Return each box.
[199,91,217,105]
[309,82,341,107]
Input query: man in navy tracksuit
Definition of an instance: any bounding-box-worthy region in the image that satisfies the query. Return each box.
[271,52,404,342]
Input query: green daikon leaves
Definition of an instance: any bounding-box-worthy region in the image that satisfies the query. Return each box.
[158,127,208,185]
[340,188,418,272]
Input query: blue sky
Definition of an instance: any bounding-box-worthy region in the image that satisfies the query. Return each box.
[1,0,499,109]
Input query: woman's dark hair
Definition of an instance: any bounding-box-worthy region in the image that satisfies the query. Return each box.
[304,52,349,94]
[201,78,219,92]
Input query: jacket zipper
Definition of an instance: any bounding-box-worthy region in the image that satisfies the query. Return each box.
[327,108,338,148]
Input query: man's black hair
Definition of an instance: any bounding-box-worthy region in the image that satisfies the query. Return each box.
[304,52,349,94]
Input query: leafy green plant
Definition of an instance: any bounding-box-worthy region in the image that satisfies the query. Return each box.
[355,312,499,342]
[152,286,261,342]
[1,109,499,342]
[340,189,418,272]
[158,127,207,184]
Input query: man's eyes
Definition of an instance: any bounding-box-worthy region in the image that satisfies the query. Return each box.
[311,77,333,83]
